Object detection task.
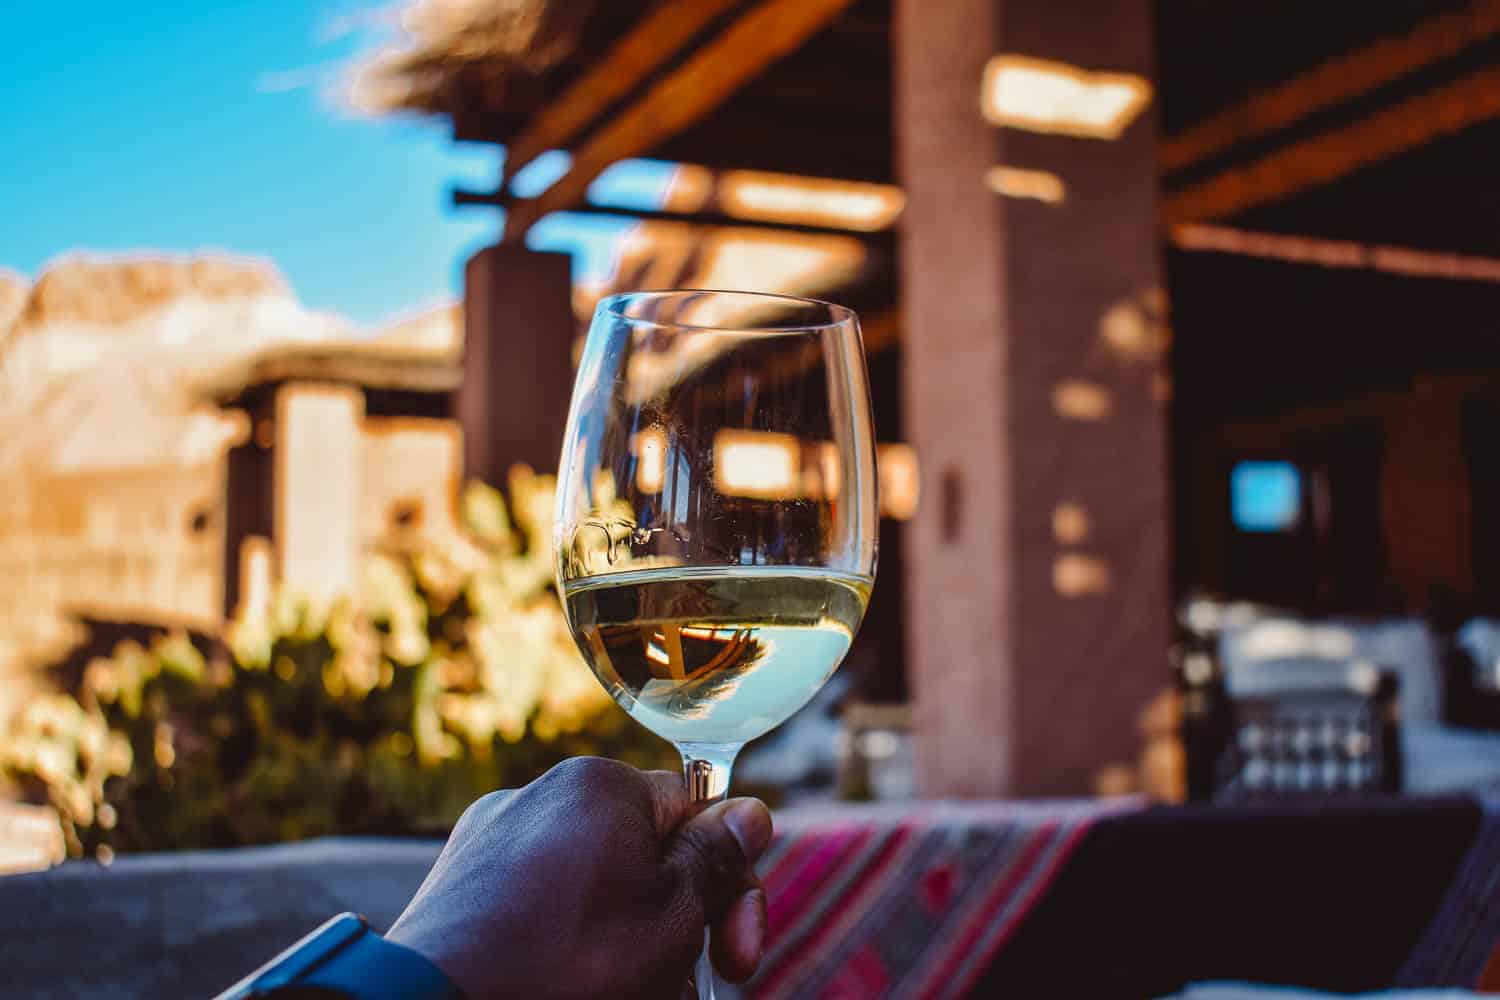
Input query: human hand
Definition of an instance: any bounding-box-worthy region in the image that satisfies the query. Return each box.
[386,757,772,1000]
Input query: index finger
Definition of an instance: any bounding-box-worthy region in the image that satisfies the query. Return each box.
[641,768,690,837]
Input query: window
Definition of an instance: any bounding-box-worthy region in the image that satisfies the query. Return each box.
[187,503,215,536]
[390,498,424,530]
[1231,461,1302,533]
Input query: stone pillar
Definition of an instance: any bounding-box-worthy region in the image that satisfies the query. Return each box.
[457,245,577,481]
[275,383,364,605]
[896,0,1170,796]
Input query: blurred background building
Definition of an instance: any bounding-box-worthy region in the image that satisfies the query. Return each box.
[344,0,1500,799]
[0,259,465,720]
[7,0,1500,835]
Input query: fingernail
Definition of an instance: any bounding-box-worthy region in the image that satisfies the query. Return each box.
[724,798,772,860]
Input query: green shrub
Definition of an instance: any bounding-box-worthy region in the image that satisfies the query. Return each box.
[1,469,674,856]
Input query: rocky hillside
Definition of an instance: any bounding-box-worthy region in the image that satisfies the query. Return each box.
[0,254,456,475]
[0,271,25,341]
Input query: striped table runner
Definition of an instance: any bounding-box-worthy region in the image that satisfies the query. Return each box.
[1394,793,1500,988]
[746,798,1140,1000]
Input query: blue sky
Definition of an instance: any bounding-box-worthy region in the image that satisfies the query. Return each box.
[0,1,674,326]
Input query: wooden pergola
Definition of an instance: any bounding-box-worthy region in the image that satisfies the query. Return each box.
[362,0,1500,796]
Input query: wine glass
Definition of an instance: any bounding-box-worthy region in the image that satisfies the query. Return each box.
[553,289,878,998]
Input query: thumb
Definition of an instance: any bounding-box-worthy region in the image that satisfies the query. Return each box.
[668,797,773,922]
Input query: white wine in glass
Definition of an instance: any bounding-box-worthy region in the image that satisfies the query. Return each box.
[554,290,878,999]
[564,566,871,745]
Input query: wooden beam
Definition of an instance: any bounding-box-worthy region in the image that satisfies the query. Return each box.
[455,189,900,240]
[501,0,743,185]
[1170,223,1500,284]
[1164,65,1500,224]
[1215,388,1406,450]
[242,355,463,395]
[652,118,894,184]
[1161,0,1500,172]
[502,0,859,243]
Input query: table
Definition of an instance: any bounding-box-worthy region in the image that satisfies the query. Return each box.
[1,796,1494,998]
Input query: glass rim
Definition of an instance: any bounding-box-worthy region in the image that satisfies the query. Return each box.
[597,288,857,334]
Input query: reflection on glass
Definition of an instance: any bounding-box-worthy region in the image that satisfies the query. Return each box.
[631,427,668,494]
[712,429,801,500]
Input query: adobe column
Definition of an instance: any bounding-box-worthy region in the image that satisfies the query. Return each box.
[457,244,576,481]
[896,0,1170,796]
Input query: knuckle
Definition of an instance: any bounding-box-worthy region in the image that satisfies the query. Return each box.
[475,788,508,809]
[547,755,594,780]
[540,758,649,830]
[548,755,628,787]
[455,789,506,828]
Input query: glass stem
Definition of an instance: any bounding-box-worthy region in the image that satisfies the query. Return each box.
[681,745,738,805]
[678,743,742,1000]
